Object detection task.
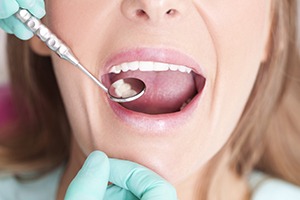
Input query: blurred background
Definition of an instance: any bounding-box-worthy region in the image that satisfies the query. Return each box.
[0,4,300,85]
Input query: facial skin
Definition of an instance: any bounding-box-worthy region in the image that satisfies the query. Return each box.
[36,0,272,199]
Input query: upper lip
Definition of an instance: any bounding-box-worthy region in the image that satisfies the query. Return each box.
[101,48,205,76]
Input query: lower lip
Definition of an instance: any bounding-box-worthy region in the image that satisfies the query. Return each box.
[107,91,203,135]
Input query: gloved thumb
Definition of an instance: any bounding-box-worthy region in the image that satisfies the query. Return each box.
[64,151,110,200]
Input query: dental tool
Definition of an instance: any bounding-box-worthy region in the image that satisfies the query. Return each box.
[14,9,145,103]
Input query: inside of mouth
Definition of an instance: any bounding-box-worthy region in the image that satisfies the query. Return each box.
[102,70,206,114]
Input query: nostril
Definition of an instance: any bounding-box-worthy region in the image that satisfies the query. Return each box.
[136,9,146,16]
[166,9,176,15]
[136,9,148,19]
[165,9,179,19]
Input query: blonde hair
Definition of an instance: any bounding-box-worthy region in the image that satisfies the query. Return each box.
[0,0,299,198]
[230,0,300,184]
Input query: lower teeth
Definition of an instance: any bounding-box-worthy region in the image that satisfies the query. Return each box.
[180,98,192,111]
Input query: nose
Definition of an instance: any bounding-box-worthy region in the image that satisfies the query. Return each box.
[121,0,188,23]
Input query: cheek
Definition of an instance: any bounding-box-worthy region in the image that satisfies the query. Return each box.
[45,1,93,50]
[203,0,270,79]
[44,1,116,64]
[200,0,271,137]
[43,1,113,145]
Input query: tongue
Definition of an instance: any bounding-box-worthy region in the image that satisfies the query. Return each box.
[108,71,197,114]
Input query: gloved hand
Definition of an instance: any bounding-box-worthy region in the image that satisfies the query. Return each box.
[0,0,45,40]
[65,151,178,200]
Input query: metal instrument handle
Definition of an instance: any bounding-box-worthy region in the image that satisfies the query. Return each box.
[15,9,108,92]
[15,9,79,66]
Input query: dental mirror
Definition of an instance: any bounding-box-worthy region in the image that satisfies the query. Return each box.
[76,63,146,103]
[108,78,146,103]
[15,9,146,103]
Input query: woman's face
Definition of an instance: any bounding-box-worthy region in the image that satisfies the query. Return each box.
[44,0,271,184]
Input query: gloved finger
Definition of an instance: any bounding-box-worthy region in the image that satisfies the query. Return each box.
[64,151,110,200]
[16,0,45,19]
[104,184,139,200]
[0,20,13,33]
[0,0,19,19]
[109,159,178,200]
[2,16,33,40]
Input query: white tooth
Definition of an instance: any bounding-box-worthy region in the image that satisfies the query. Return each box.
[116,82,137,98]
[110,65,121,74]
[112,79,125,88]
[187,98,192,104]
[178,65,187,73]
[121,63,129,72]
[180,98,192,111]
[115,65,122,74]
[121,88,137,98]
[169,64,179,71]
[186,68,192,73]
[128,61,139,71]
[180,102,188,111]
[114,82,132,98]
[139,61,154,71]
[109,66,116,73]
[154,62,169,71]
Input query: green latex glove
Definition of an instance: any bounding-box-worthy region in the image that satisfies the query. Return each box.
[0,0,45,40]
[65,151,178,200]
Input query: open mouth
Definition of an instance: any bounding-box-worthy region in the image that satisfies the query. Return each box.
[102,61,206,115]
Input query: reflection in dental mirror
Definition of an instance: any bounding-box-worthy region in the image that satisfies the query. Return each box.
[108,78,146,103]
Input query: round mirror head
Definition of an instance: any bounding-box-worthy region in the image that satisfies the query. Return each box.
[108,78,146,103]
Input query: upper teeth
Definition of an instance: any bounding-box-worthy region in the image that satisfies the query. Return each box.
[109,61,192,74]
